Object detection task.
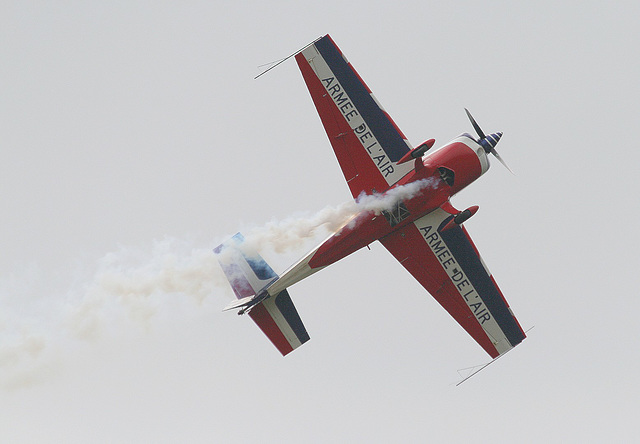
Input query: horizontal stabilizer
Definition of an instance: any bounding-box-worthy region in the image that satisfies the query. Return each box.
[223,295,256,312]
[249,290,310,355]
[215,233,310,355]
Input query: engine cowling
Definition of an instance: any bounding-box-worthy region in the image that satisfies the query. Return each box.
[423,135,487,195]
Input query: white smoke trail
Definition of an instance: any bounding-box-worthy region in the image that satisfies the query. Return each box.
[241,178,437,254]
[0,265,62,390]
[356,178,436,213]
[68,243,217,335]
[0,179,437,389]
[0,241,227,389]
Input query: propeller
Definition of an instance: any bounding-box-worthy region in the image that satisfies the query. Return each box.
[464,108,513,174]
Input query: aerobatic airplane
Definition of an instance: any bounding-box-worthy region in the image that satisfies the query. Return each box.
[215,35,526,360]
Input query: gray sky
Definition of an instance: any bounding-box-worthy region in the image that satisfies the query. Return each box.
[2,1,639,442]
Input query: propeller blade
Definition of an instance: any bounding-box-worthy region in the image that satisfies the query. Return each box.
[465,108,486,139]
[490,148,515,175]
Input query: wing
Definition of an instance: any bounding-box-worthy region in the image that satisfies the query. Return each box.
[295,35,414,198]
[379,207,526,358]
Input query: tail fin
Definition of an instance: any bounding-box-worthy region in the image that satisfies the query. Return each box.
[214,233,310,355]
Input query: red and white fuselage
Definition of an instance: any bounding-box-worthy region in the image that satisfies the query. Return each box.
[268,134,490,295]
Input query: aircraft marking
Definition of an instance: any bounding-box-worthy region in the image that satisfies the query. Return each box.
[414,214,511,354]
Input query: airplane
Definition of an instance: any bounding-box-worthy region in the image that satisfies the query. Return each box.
[215,34,526,360]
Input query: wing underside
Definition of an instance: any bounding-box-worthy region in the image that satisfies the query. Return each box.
[379,208,526,358]
[295,35,414,198]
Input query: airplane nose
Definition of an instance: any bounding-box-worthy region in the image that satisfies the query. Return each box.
[480,132,503,153]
